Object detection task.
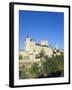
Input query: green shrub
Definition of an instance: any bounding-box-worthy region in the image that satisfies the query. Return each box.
[28,63,40,78]
[40,54,64,76]
[19,53,64,79]
[19,55,23,60]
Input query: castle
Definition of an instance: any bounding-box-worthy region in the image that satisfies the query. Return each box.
[19,36,62,63]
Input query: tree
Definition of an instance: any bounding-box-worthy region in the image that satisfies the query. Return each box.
[39,49,45,58]
[19,51,64,79]
[19,65,29,79]
[19,54,23,60]
[40,54,64,77]
[29,63,40,78]
[40,56,52,76]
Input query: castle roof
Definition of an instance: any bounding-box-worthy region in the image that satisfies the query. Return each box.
[36,43,48,47]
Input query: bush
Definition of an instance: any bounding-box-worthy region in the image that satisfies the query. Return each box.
[19,65,30,79]
[28,63,40,78]
[19,53,64,79]
[19,55,23,60]
[40,55,64,77]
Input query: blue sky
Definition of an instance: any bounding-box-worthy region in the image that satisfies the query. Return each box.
[19,10,64,50]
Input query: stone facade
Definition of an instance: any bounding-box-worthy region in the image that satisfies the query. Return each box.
[19,37,62,62]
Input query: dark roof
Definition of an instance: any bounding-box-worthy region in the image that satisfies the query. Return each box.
[36,43,48,47]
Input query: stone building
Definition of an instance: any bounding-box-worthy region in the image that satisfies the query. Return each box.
[19,36,62,63]
[20,37,53,61]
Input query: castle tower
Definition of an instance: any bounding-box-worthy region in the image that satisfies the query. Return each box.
[24,35,35,52]
[24,35,31,51]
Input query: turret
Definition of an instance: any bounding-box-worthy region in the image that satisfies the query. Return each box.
[25,37,31,51]
[40,40,48,46]
[24,35,35,52]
